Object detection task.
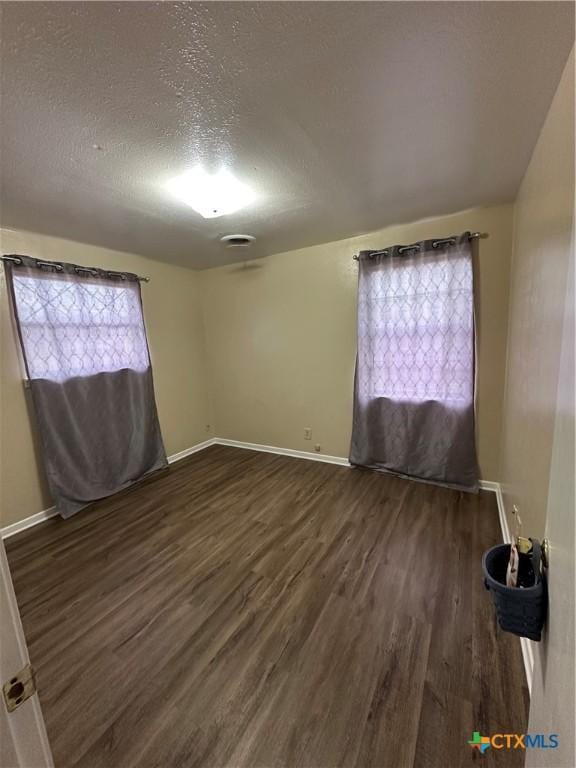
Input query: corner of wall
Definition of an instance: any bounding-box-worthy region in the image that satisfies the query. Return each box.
[195,269,218,439]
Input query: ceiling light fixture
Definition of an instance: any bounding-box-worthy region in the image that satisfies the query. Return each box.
[166,168,256,219]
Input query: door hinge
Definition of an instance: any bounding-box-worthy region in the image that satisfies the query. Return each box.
[3,664,36,713]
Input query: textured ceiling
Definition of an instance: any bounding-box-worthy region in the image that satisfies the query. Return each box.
[0,2,573,270]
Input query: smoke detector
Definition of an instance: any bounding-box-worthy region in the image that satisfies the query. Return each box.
[220,234,256,248]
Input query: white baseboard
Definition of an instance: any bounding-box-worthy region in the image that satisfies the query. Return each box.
[167,438,217,464]
[0,506,58,539]
[214,438,350,466]
[519,638,534,696]
[223,441,508,482]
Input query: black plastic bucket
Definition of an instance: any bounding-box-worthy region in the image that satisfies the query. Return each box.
[482,540,547,642]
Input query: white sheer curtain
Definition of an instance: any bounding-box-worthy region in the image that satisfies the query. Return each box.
[11,274,150,382]
[357,250,474,405]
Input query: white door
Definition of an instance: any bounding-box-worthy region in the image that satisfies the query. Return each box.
[526,243,575,767]
[0,539,53,768]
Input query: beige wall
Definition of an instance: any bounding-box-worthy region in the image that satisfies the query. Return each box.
[200,205,513,480]
[10,113,571,526]
[500,50,575,540]
[0,228,213,527]
[527,232,574,768]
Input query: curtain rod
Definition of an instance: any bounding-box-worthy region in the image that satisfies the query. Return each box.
[352,231,487,260]
[1,254,150,282]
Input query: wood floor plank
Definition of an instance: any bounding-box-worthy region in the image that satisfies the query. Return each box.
[6,445,528,768]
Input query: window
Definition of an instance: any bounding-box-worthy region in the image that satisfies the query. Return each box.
[357,252,474,405]
[11,274,150,382]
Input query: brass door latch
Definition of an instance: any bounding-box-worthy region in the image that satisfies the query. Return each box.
[516,536,550,568]
[3,664,36,713]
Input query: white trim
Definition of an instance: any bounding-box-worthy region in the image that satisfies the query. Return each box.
[485,479,534,695]
[214,438,350,466]
[221,442,511,483]
[480,480,511,545]
[520,637,535,696]
[167,438,217,464]
[0,507,57,539]
[478,480,499,492]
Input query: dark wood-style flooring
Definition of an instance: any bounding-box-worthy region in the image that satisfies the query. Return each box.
[6,445,529,768]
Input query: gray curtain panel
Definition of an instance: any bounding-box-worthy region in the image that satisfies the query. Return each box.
[6,255,167,518]
[350,233,479,491]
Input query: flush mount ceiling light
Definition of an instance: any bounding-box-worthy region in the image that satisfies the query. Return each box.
[166,168,256,219]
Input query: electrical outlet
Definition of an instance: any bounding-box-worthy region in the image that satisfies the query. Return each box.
[314,443,321,452]
[304,427,312,440]
[205,424,211,433]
